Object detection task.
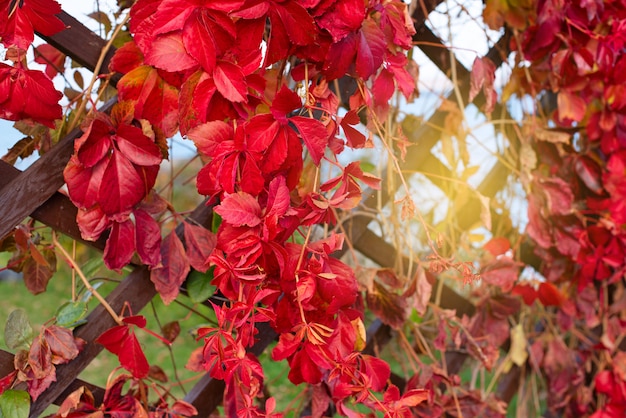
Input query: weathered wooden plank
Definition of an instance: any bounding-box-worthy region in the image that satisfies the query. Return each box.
[0,161,107,250]
[39,11,116,77]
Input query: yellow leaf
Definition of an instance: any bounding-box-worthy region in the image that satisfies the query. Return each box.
[510,323,528,367]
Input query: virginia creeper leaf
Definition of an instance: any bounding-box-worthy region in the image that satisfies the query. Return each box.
[4,309,32,351]
[183,222,217,272]
[150,232,191,304]
[214,192,262,227]
[0,63,62,128]
[0,390,30,418]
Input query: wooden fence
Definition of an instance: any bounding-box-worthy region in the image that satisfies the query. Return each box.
[0,3,524,416]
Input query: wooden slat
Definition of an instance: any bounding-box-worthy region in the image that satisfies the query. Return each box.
[0,161,107,249]
[40,11,116,77]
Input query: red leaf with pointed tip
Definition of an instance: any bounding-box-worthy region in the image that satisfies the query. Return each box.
[144,32,198,72]
[76,119,113,168]
[134,209,161,267]
[103,219,135,271]
[0,371,17,396]
[484,237,510,256]
[213,61,248,103]
[317,0,365,42]
[115,124,162,166]
[96,320,149,379]
[0,63,62,127]
[109,40,144,74]
[538,282,565,307]
[64,156,106,209]
[469,56,497,113]
[116,65,180,137]
[480,257,521,292]
[290,116,327,164]
[188,120,233,156]
[99,151,145,215]
[270,86,302,121]
[356,20,386,79]
[34,44,66,78]
[76,205,110,241]
[557,90,586,122]
[215,192,262,227]
[122,315,147,328]
[0,0,65,50]
[340,110,367,148]
[183,222,217,272]
[272,1,317,46]
[150,232,191,304]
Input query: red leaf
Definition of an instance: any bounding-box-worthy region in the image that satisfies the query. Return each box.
[0,371,17,396]
[116,66,180,137]
[480,257,521,292]
[558,90,586,122]
[187,120,233,156]
[270,86,302,121]
[511,284,538,305]
[122,315,147,328]
[22,249,56,295]
[183,222,217,272]
[340,110,367,148]
[28,336,53,379]
[290,116,328,164]
[76,119,113,168]
[118,332,150,379]
[99,151,145,215]
[484,237,511,257]
[537,282,565,307]
[213,61,248,103]
[103,219,135,271]
[144,32,198,72]
[109,40,144,74]
[76,205,110,241]
[272,1,316,46]
[96,325,128,356]
[317,0,365,42]
[0,63,62,127]
[355,20,386,79]
[34,44,66,78]
[0,0,65,50]
[115,124,162,166]
[214,192,262,227]
[469,56,497,113]
[134,209,162,267]
[96,320,149,379]
[372,69,395,110]
[150,232,191,304]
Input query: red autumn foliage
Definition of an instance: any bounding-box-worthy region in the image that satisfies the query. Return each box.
[2,0,626,416]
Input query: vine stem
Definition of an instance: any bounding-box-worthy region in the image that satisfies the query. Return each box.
[292,165,321,325]
[67,13,130,132]
[52,232,123,325]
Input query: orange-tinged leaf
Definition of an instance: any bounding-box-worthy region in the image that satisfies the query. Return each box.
[42,325,81,364]
[558,91,586,122]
